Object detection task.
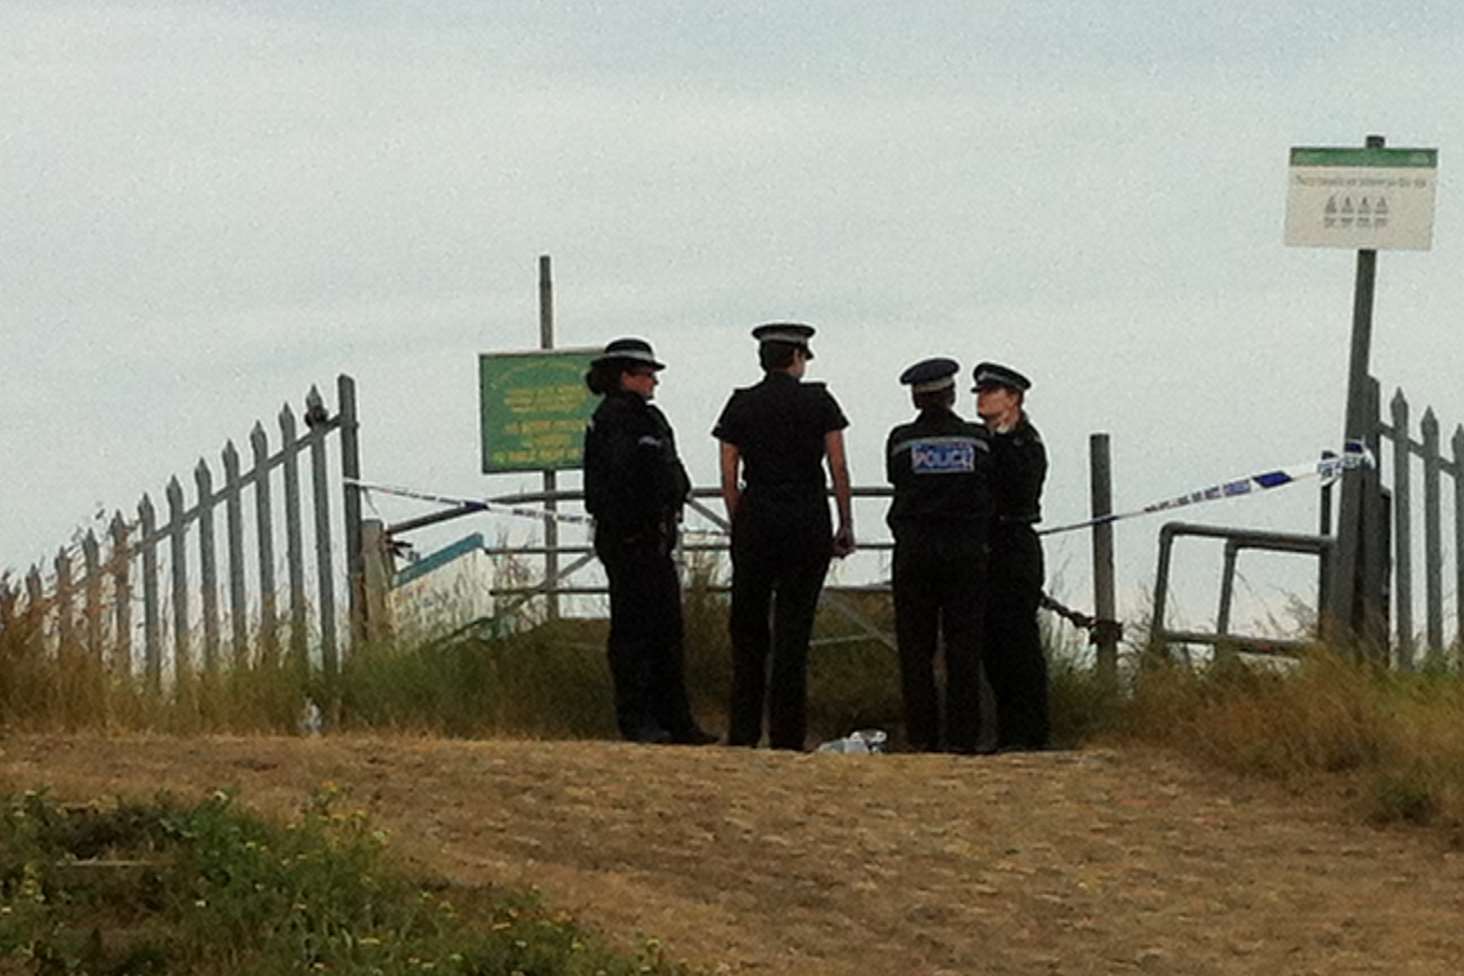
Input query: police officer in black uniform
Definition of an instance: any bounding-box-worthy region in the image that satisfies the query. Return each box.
[583,338,715,745]
[973,361,1050,750]
[886,358,993,753]
[713,323,855,750]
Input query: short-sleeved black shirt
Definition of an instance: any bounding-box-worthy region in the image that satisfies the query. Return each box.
[712,372,848,490]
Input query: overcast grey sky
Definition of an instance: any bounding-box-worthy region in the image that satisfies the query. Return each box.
[5,1,1463,636]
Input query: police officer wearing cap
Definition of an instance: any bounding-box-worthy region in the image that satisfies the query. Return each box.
[886,358,993,753]
[973,361,1050,751]
[713,322,854,750]
[583,338,716,746]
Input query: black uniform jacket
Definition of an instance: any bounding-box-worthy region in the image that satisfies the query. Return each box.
[988,413,1047,526]
[712,372,848,496]
[885,409,993,535]
[583,392,691,541]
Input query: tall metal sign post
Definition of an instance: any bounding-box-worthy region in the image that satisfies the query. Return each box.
[1284,135,1439,647]
[539,256,559,620]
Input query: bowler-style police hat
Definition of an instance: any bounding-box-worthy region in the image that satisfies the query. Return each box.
[591,337,665,371]
[972,361,1031,393]
[898,357,959,393]
[751,321,815,360]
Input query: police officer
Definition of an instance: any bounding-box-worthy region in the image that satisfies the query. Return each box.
[973,361,1050,750]
[886,358,993,753]
[583,338,716,745]
[713,322,855,750]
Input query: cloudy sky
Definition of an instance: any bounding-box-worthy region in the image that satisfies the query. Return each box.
[5,1,1463,638]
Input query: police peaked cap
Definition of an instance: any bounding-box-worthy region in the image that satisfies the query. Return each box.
[898,357,960,393]
[972,361,1031,393]
[751,321,815,360]
[591,337,665,370]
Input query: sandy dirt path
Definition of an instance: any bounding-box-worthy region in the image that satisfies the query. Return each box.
[3,734,1463,975]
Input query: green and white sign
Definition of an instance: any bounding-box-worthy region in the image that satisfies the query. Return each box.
[1285,146,1439,251]
[479,348,599,473]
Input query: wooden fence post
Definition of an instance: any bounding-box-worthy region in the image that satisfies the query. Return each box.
[1390,389,1413,668]
[360,519,394,643]
[1421,408,1443,661]
[251,422,279,666]
[1088,433,1117,687]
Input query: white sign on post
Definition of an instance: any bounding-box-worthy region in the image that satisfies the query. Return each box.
[1284,146,1438,251]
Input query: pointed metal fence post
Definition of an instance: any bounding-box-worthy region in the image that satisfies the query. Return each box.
[195,460,220,673]
[109,513,132,677]
[251,422,279,665]
[139,494,161,693]
[280,404,309,677]
[1422,407,1443,660]
[1390,389,1413,668]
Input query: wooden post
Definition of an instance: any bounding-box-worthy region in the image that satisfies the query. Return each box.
[251,422,279,665]
[223,440,249,666]
[166,476,191,692]
[360,519,395,643]
[139,494,161,693]
[195,460,220,673]
[1326,133,1386,648]
[307,385,339,678]
[1088,433,1117,686]
[1391,389,1414,669]
[338,374,365,646]
[109,512,132,677]
[1215,541,1240,665]
[539,254,561,621]
[1421,407,1443,661]
[280,404,309,675]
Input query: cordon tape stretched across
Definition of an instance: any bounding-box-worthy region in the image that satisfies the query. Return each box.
[346,440,1374,540]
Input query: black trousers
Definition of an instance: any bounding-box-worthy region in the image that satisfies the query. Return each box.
[727,496,832,750]
[892,528,986,753]
[984,524,1050,749]
[596,533,698,740]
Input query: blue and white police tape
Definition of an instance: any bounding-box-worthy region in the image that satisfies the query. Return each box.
[349,441,1374,540]
[1036,441,1374,537]
[345,479,731,538]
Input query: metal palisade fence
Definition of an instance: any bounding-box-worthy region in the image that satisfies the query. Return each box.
[0,375,365,695]
[1381,380,1464,668]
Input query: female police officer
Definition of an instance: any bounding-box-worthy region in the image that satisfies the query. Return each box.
[714,323,854,750]
[583,338,715,745]
[973,361,1050,751]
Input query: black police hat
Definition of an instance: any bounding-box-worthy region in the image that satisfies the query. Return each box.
[898,357,959,393]
[751,321,815,360]
[591,337,665,370]
[972,361,1031,393]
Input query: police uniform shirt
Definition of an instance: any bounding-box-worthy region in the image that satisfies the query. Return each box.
[885,409,992,531]
[989,414,1046,525]
[712,373,848,490]
[584,392,691,535]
